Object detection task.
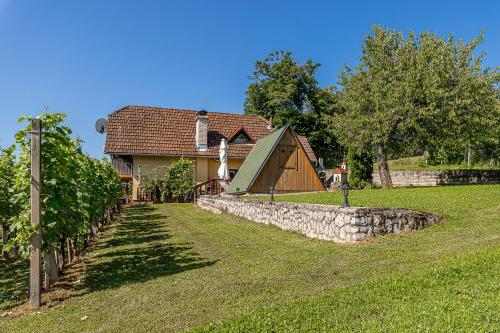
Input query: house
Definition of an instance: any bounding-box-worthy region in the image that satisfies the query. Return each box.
[104,105,319,200]
[227,125,325,194]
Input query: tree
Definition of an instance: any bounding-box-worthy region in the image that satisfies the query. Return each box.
[334,26,499,188]
[0,145,18,257]
[244,51,343,168]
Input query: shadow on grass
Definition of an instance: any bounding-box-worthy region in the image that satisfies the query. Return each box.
[0,257,28,312]
[82,205,216,292]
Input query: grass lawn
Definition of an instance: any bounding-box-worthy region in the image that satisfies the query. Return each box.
[0,185,499,332]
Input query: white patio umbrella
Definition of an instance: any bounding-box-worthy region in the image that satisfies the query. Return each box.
[218,138,230,181]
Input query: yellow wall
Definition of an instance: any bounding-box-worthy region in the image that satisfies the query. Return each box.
[132,156,179,200]
[207,158,244,180]
[131,155,245,200]
[196,158,209,183]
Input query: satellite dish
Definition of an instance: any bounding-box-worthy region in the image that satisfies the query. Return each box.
[95,118,108,134]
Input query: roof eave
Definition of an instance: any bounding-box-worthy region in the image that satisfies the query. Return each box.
[104,151,246,159]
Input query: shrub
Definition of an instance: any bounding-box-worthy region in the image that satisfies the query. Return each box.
[141,171,164,203]
[162,159,195,202]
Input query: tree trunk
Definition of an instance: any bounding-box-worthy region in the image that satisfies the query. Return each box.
[72,237,78,257]
[58,237,66,274]
[2,223,8,258]
[66,238,73,264]
[467,142,472,166]
[377,143,392,189]
[91,219,99,235]
[43,245,59,289]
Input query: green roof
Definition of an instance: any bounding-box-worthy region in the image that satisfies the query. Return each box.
[227,126,288,194]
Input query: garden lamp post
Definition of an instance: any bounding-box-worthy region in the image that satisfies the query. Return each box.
[269,187,274,201]
[341,180,349,208]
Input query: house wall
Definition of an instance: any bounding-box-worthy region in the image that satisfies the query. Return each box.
[208,158,244,180]
[131,155,245,200]
[132,156,181,200]
[250,130,324,193]
[196,158,209,183]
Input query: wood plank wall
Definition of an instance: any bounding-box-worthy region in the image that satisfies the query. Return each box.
[250,129,324,193]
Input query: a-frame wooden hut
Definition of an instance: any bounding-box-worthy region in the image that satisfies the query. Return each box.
[227,125,325,194]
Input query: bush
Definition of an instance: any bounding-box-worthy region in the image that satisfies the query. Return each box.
[141,171,164,203]
[161,159,196,202]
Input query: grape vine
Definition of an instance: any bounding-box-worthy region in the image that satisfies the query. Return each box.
[1,113,122,278]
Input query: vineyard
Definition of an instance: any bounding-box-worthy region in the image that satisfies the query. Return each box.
[0,113,122,307]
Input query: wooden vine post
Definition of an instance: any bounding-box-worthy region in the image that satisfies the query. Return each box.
[30,118,42,309]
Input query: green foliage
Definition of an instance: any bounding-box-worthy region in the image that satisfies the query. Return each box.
[0,145,19,254]
[141,170,164,203]
[139,159,195,203]
[334,26,499,182]
[161,159,195,201]
[244,51,343,168]
[8,113,122,257]
[0,145,17,221]
[347,149,373,189]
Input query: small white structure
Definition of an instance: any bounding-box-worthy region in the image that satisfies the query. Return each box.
[332,158,348,183]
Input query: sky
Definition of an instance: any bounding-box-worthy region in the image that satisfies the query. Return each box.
[0,0,498,158]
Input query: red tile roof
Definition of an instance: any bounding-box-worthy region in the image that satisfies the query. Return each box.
[297,135,317,163]
[104,105,317,162]
[332,168,349,174]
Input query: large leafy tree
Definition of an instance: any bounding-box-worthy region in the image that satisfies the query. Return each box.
[244,51,342,168]
[335,26,499,188]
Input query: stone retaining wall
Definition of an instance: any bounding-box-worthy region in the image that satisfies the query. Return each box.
[197,196,442,243]
[372,169,500,187]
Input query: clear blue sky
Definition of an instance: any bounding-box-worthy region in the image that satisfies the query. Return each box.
[0,0,498,157]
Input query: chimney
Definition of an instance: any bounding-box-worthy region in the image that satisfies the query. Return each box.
[196,110,209,151]
[267,117,273,130]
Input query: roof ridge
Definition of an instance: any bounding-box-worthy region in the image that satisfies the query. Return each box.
[110,105,268,120]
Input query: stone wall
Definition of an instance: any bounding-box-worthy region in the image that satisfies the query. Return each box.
[372,169,500,187]
[197,196,442,243]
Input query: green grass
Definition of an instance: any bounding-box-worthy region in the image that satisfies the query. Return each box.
[251,185,498,221]
[197,248,499,333]
[0,185,499,332]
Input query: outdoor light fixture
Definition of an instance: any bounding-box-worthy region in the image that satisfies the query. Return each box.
[269,187,274,201]
[341,181,349,208]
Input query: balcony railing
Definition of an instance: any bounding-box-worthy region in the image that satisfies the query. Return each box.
[195,179,222,198]
[112,158,132,177]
